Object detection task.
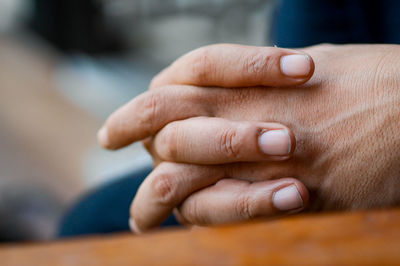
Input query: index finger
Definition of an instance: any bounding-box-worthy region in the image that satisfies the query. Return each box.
[98,86,211,150]
[150,44,314,89]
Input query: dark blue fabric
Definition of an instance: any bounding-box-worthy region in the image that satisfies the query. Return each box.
[272,0,400,48]
[58,167,179,238]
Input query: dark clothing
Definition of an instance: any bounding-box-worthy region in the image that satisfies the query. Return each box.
[273,0,400,48]
[58,167,179,237]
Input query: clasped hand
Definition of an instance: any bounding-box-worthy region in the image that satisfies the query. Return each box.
[98,44,400,233]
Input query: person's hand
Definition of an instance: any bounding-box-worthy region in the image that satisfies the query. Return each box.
[98,45,315,232]
[101,44,400,232]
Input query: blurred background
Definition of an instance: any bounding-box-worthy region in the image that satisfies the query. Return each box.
[0,0,275,241]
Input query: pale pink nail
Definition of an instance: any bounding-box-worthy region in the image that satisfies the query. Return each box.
[280,54,311,77]
[259,130,291,156]
[273,185,303,211]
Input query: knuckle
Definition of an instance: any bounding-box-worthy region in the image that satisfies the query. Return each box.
[235,194,255,220]
[189,46,214,83]
[137,92,163,135]
[218,128,241,159]
[150,171,178,206]
[242,52,273,76]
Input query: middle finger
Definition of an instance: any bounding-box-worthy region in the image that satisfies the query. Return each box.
[150,117,295,164]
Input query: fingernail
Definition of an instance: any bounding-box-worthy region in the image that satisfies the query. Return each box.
[97,127,110,147]
[129,218,141,234]
[280,54,311,77]
[273,185,303,211]
[259,129,291,156]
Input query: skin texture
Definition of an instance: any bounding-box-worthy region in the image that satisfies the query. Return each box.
[99,45,316,232]
[99,44,400,232]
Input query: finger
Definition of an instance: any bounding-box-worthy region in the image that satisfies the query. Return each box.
[151,117,295,164]
[98,86,211,150]
[129,163,225,233]
[172,208,190,226]
[177,178,309,226]
[150,44,314,89]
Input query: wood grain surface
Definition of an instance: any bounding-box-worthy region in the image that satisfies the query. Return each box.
[1,208,399,265]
